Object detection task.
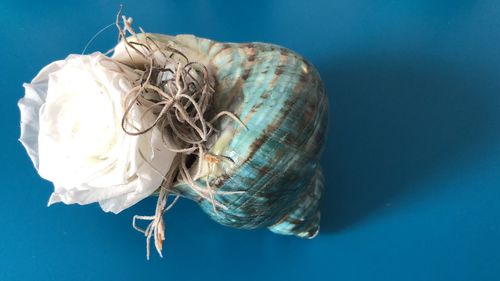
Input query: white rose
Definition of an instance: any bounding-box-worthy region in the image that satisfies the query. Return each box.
[18,52,176,213]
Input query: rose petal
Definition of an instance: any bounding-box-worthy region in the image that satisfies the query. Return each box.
[19,60,67,169]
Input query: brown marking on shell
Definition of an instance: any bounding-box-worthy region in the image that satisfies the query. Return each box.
[249,103,261,114]
[241,68,252,81]
[244,44,257,62]
[303,98,317,127]
[257,165,272,178]
[300,71,308,83]
[274,49,291,76]
[212,43,234,59]
[280,48,290,56]
[246,123,276,162]
[297,72,315,123]
[240,44,258,81]
[272,214,290,226]
[288,218,308,231]
[274,66,285,76]
[270,50,291,87]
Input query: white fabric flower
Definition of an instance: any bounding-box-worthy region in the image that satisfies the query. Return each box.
[19,52,176,213]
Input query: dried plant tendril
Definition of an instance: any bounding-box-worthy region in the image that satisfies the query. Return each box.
[114,8,246,259]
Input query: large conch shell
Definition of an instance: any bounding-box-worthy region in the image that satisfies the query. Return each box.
[112,33,328,238]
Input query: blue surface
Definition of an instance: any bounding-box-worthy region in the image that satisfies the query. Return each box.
[1,1,500,280]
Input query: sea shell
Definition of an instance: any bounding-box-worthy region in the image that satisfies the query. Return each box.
[113,34,329,238]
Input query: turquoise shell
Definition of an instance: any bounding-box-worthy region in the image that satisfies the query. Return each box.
[143,35,328,238]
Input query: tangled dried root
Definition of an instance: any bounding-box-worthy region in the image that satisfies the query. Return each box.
[113,8,245,259]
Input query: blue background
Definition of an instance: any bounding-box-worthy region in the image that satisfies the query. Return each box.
[1,0,499,280]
